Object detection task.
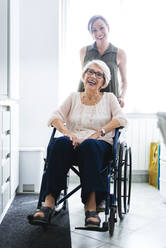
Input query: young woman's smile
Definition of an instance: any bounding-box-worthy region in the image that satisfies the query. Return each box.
[91,19,109,42]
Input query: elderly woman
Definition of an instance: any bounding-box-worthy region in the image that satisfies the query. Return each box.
[29,59,127,227]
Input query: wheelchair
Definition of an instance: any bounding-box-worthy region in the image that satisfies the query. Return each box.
[31,127,132,237]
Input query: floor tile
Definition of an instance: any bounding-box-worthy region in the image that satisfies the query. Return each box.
[71,231,103,248]
[96,244,122,248]
[68,182,166,248]
[112,220,166,248]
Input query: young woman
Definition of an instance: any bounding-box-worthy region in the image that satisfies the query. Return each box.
[78,15,127,108]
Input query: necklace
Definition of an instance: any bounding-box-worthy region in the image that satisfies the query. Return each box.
[81,92,102,106]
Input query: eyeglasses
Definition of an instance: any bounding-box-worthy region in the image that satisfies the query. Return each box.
[85,68,105,79]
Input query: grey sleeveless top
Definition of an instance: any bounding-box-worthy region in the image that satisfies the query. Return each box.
[78,42,119,97]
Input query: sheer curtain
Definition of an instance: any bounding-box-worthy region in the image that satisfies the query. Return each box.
[59,0,166,113]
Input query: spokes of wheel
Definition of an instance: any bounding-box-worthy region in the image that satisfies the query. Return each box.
[117,143,125,220]
[124,147,132,213]
[117,144,132,220]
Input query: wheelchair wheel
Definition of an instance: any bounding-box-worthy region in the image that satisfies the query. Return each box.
[117,143,127,220]
[109,206,117,236]
[124,147,132,213]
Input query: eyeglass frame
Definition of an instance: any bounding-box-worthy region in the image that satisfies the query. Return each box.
[85,68,105,80]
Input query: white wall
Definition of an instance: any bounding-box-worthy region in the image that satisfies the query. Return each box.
[19,0,60,150]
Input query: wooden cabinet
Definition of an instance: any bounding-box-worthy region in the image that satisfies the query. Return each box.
[0,0,19,223]
[0,106,11,220]
[0,103,19,223]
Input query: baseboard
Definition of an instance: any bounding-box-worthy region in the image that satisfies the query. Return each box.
[69,169,149,184]
[132,170,149,183]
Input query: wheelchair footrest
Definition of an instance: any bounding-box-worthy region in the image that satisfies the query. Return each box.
[75,223,108,232]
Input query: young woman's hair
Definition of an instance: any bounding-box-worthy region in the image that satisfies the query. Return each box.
[81,59,111,89]
[88,15,109,33]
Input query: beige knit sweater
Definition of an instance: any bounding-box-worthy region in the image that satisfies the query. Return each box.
[48,92,128,145]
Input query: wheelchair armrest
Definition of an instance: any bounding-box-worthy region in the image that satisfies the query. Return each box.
[51,127,56,137]
[48,127,57,146]
[112,127,124,163]
[114,127,123,142]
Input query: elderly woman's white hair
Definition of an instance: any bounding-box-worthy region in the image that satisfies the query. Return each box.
[81,60,111,89]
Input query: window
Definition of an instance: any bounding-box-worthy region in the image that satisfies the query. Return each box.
[59,0,166,113]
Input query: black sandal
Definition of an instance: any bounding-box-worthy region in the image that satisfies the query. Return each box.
[27,206,54,226]
[85,211,101,227]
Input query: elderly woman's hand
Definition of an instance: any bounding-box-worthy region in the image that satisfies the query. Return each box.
[87,130,101,140]
[63,131,79,148]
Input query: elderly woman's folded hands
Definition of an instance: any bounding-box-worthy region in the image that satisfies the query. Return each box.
[87,130,102,140]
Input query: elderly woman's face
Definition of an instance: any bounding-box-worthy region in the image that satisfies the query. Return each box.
[91,19,109,42]
[83,64,105,91]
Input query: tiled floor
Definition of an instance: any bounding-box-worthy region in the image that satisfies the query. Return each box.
[68,182,166,248]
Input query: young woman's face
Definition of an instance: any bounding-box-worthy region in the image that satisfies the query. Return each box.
[91,19,109,43]
[83,64,105,92]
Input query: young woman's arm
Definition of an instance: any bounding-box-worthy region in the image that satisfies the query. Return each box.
[117,48,127,107]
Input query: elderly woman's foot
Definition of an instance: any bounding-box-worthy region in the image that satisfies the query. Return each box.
[27,194,55,225]
[84,192,100,227]
[27,206,54,225]
[85,210,101,227]
[33,204,54,218]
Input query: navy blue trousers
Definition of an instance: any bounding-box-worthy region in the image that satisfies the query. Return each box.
[43,136,112,205]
